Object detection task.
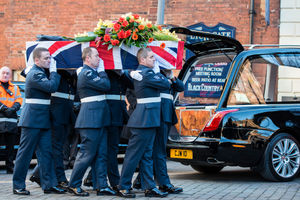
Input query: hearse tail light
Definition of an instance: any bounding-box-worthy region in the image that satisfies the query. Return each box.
[202,109,239,132]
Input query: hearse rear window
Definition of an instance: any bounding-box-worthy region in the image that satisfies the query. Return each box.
[228,53,300,105]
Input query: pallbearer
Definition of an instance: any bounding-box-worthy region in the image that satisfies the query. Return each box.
[118,48,170,198]
[68,47,115,196]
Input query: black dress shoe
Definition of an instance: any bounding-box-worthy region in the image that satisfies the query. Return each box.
[133,179,142,190]
[112,186,119,192]
[145,187,168,197]
[159,184,183,194]
[44,186,66,194]
[58,180,69,190]
[6,166,14,174]
[118,189,136,198]
[13,188,30,195]
[83,177,93,187]
[68,187,89,196]
[97,187,117,196]
[29,175,41,186]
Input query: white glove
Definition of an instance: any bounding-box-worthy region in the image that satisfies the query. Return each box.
[97,58,105,73]
[24,65,33,75]
[153,61,160,74]
[76,67,83,75]
[165,69,174,79]
[130,70,143,81]
[49,58,57,72]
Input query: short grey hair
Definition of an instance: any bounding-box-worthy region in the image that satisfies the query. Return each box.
[137,48,152,63]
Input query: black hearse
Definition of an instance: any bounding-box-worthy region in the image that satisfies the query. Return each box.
[167,27,300,182]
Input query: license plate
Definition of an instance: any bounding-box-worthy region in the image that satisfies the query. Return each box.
[170,149,193,159]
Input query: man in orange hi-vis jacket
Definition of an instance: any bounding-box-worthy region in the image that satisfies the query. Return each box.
[0,66,22,174]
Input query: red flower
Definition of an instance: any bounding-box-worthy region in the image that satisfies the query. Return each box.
[133,14,139,19]
[113,23,121,32]
[146,23,152,28]
[111,39,120,46]
[125,30,132,38]
[117,30,125,39]
[129,18,135,23]
[160,42,166,49]
[138,24,145,30]
[122,21,129,27]
[118,17,125,23]
[104,34,111,42]
[132,33,138,40]
[148,37,153,43]
[157,25,162,31]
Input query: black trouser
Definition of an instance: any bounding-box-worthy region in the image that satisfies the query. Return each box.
[1,132,16,169]
[63,125,79,168]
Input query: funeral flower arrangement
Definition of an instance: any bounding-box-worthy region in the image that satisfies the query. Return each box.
[74,13,180,50]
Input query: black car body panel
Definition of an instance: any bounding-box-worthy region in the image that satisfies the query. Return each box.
[215,105,300,166]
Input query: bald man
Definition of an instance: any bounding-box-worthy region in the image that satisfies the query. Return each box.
[0,66,23,174]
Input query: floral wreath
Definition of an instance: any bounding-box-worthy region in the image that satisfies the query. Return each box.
[74,13,180,50]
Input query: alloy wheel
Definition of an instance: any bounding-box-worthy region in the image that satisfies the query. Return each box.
[272,138,300,178]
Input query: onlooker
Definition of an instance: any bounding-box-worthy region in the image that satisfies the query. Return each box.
[0,66,23,174]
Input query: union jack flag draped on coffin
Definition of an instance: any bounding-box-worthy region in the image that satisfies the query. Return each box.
[25,40,184,70]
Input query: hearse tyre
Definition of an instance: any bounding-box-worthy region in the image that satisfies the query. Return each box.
[259,133,300,182]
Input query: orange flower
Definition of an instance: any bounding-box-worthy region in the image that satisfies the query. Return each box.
[146,23,152,28]
[138,24,145,30]
[148,37,153,43]
[113,23,121,32]
[133,14,139,19]
[160,42,166,49]
[129,18,135,23]
[132,33,138,40]
[135,28,138,32]
[104,34,111,42]
[157,25,162,31]
[111,39,120,46]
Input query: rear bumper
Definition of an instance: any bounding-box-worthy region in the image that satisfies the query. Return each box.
[166,142,217,165]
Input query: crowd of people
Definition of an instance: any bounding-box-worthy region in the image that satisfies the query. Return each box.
[1,46,184,198]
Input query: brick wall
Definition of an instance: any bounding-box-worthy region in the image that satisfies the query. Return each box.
[0,0,280,71]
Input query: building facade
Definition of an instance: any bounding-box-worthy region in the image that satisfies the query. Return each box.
[0,0,280,80]
[278,0,300,101]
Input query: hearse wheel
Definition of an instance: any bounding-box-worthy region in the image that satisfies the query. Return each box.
[259,133,300,181]
[191,164,224,174]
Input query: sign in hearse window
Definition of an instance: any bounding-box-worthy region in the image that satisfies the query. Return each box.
[227,53,300,105]
[184,62,230,98]
[176,54,233,106]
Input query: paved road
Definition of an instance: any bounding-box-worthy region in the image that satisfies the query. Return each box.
[0,160,300,199]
